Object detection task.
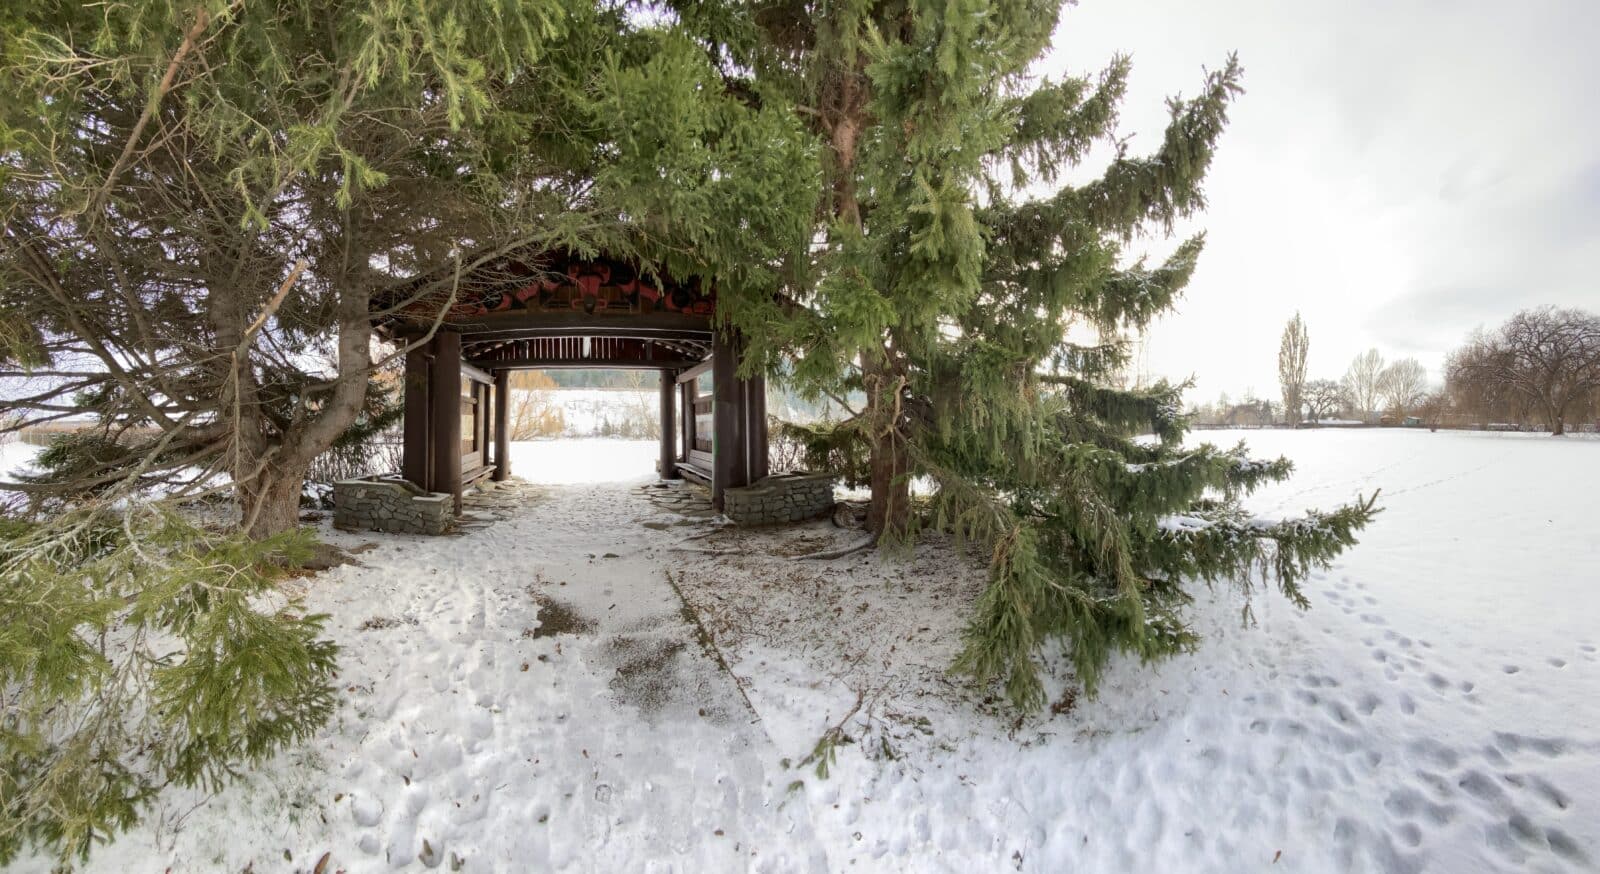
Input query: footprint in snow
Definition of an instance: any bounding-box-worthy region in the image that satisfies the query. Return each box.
[1492,732,1569,759]
[1456,770,1506,805]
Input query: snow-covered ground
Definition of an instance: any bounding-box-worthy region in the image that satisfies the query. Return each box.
[673,428,1600,874]
[9,430,1599,873]
[0,438,41,479]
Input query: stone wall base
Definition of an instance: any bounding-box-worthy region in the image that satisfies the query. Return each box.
[723,472,837,526]
[333,476,452,535]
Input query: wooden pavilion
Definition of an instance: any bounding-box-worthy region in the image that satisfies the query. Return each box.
[373,250,768,513]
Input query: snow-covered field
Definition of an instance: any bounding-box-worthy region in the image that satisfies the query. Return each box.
[523,386,833,437]
[8,430,1599,873]
[0,439,41,479]
[543,388,659,437]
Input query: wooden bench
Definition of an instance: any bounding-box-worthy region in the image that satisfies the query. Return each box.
[675,462,711,485]
[461,463,496,487]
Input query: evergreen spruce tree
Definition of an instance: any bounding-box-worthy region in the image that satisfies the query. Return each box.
[0,1,817,861]
[0,509,337,864]
[675,0,1379,708]
[0,0,815,538]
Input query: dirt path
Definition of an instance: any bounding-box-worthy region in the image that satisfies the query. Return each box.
[12,479,828,874]
[453,482,829,872]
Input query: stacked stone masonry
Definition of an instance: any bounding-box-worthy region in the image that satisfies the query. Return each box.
[333,476,453,535]
[722,472,837,526]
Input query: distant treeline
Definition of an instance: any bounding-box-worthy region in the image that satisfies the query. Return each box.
[533,368,850,423]
[543,369,644,388]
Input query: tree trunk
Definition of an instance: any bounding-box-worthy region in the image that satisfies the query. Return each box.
[240,457,312,539]
[863,353,911,540]
[234,283,374,539]
[865,425,910,539]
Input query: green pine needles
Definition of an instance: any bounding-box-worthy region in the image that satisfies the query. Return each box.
[936,428,1380,709]
[668,0,1381,711]
[0,506,337,864]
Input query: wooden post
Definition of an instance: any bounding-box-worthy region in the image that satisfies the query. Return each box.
[402,338,431,487]
[746,371,769,482]
[680,379,693,467]
[711,330,744,510]
[493,369,510,481]
[429,330,463,513]
[659,370,678,480]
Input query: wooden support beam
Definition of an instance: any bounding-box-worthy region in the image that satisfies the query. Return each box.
[677,360,712,383]
[429,330,463,514]
[659,370,679,480]
[680,379,692,468]
[711,330,742,510]
[468,357,700,372]
[746,371,769,482]
[402,340,430,487]
[449,310,714,337]
[493,369,510,481]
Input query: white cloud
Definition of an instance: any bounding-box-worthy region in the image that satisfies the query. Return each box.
[1042,0,1600,401]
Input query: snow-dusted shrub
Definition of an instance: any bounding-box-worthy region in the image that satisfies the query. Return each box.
[0,506,338,865]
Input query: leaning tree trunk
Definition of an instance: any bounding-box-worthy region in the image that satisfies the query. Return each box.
[228,286,374,540]
[240,456,313,539]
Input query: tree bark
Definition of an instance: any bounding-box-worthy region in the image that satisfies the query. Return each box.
[865,425,910,538]
[863,355,911,539]
[232,282,374,539]
[241,457,312,540]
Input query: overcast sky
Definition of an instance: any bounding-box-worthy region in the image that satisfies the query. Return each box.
[1043,0,1600,403]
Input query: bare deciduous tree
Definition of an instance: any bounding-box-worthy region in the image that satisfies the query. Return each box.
[1344,348,1386,419]
[1415,390,1450,431]
[1378,358,1428,416]
[1278,313,1309,425]
[618,370,663,440]
[506,371,567,441]
[1302,379,1348,422]
[1445,334,1524,424]
[1447,307,1600,435]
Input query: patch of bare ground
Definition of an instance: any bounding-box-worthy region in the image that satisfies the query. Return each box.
[768,531,839,557]
[358,615,418,631]
[667,524,999,713]
[521,586,596,638]
[604,636,689,713]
